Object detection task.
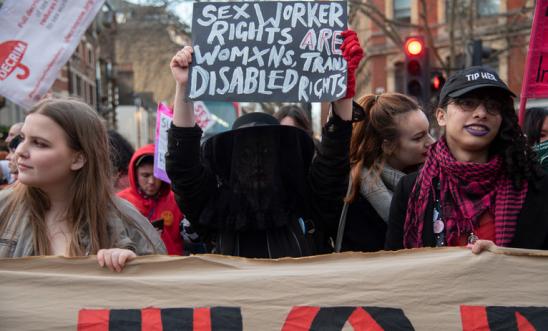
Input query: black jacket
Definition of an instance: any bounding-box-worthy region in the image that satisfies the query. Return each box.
[335,195,387,252]
[166,114,351,258]
[386,172,548,250]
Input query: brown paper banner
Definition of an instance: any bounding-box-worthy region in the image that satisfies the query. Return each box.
[1,247,548,330]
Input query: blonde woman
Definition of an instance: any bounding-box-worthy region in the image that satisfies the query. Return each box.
[0,98,165,271]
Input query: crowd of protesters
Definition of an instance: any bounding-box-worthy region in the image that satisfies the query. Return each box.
[0,28,547,272]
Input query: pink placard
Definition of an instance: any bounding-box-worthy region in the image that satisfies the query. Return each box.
[153,103,173,183]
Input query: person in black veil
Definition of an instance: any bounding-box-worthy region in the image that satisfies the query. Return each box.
[166,31,364,258]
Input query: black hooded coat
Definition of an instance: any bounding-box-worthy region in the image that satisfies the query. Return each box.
[166,113,351,258]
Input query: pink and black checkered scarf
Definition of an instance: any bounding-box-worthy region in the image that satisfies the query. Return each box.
[403,138,528,248]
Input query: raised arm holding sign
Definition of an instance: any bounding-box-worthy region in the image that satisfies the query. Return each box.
[166,11,364,257]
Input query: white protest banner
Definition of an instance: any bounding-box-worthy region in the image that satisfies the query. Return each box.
[1,248,548,330]
[189,1,348,103]
[0,0,105,109]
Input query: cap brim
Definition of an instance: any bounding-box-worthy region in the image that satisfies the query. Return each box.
[448,83,516,98]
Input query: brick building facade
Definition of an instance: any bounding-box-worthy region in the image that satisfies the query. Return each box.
[350,0,534,101]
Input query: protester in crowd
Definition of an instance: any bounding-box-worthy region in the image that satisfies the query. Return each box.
[274,105,320,153]
[108,130,135,192]
[523,107,548,172]
[0,160,9,188]
[274,105,314,137]
[118,144,184,255]
[166,30,364,258]
[336,93,433,252]
[5,122,23,144]
[0,122,24,187]
[386,66,548,251]
[0,135,22,189]
[0,98,165,271]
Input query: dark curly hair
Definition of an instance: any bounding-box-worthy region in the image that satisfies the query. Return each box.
[523,107,548,145]
[442,88,543,188]
[108,129,134,176]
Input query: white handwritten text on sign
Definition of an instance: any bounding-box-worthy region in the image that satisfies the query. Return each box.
[188,1,348,102]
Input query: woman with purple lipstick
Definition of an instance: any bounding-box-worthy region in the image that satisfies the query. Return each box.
[386,66,548,251]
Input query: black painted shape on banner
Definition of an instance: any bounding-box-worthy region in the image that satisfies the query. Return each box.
[189,1,348,103]
[309,306,355,330]
[210,307,243,330]
[109,309,141,331]
[365,306,415,331]
[161,308,194,331]
[486,306,548,330]
[536,54,548,84]
[306,306,414,331]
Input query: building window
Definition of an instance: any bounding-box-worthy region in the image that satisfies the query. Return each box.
[87,46,94,67]
[394,0,411,23]
[89,84,96,107]
[476,0,500,17]
[394,62,405,93]
[445,0,470,22]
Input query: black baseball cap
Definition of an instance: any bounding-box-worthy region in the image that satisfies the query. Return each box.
[439,66,516,106]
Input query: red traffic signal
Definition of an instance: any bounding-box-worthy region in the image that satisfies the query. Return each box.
[431,72,446,91]
[403,36,429,106]
[404,37,425,57]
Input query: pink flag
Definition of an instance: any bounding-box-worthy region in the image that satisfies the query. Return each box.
[519,0,548,124]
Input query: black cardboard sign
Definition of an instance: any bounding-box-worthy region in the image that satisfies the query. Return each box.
[188,1,348,102]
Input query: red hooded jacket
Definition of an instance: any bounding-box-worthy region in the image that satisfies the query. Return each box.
[118,144,184,255]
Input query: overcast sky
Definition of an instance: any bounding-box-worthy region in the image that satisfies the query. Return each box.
[173,2,193,26]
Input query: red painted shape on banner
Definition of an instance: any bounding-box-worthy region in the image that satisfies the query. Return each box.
[281,306,321,331]
[0,40,29,81]
[77,309,109,331]
[194,307,212,331]
[460,305,490,331]
[515,312,536,331]
[142,308,163,331]
[348,307,384,331]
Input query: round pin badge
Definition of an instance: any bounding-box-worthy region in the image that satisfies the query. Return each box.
[433,219,444,234]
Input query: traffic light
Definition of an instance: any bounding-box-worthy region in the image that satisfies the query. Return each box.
[404,36,429,106]
[430,71,446,103]
[470,39,494,66]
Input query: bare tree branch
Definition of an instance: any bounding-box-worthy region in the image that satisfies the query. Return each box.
[418,0,448,72]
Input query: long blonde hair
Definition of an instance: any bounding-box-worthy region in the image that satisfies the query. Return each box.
[346,93,422,203]
[0,98,140,255]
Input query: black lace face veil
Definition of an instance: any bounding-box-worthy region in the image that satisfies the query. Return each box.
[201,125,314,231]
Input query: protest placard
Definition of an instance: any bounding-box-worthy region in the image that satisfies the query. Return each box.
[154,103,174,183]
[154,102,238,183]
[188,1,348,103]
[0,0,105,109]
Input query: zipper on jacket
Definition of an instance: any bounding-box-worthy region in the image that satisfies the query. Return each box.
[266,232,272,258]
[291,230,303,257]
